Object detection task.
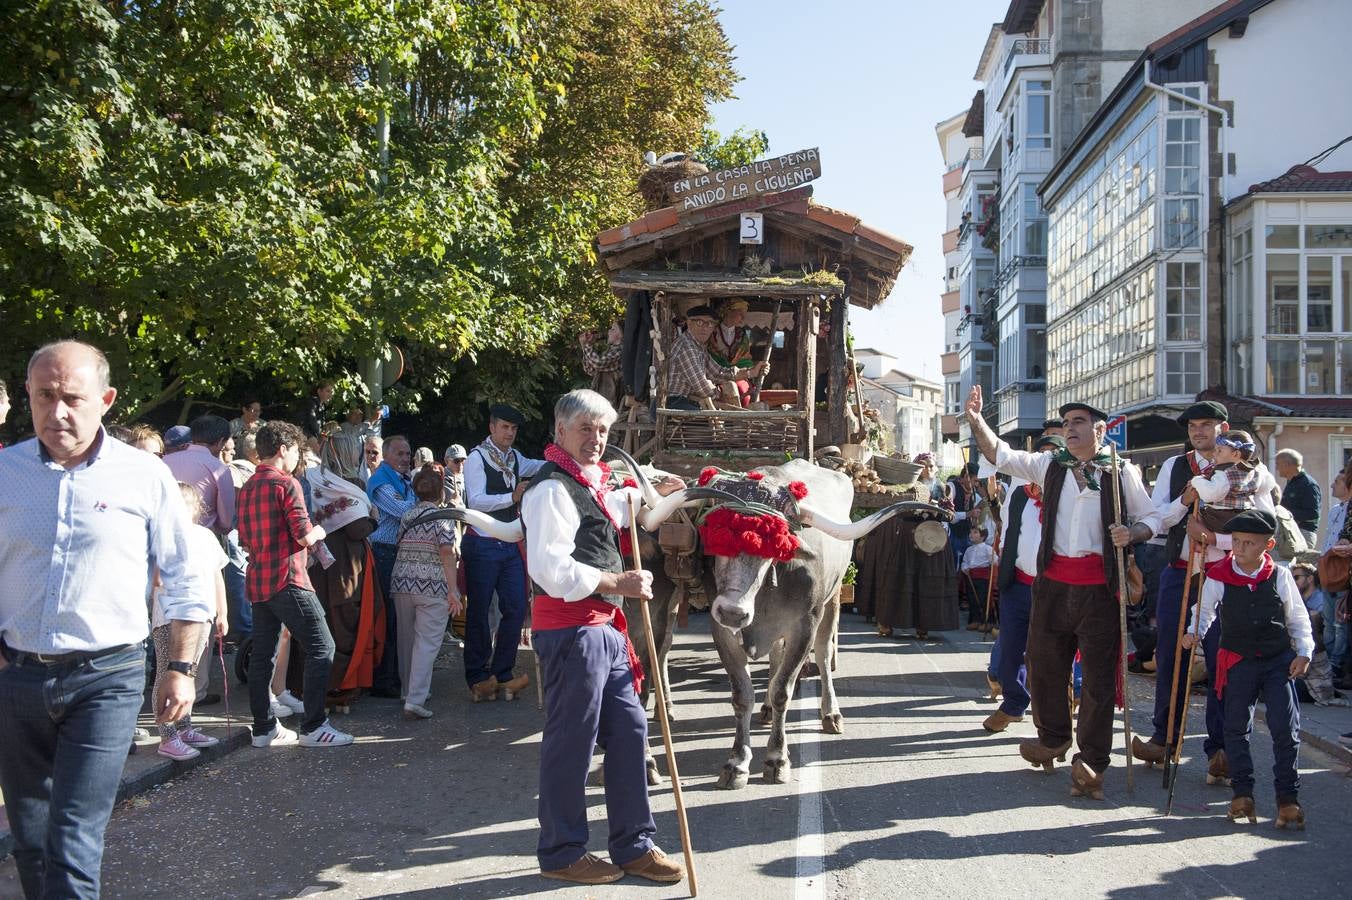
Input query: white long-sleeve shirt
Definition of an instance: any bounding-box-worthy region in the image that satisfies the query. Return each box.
[992,441,1160,558]
[521,477,642,602]
[977,463,1042,579]
[464,445,546,515]
[1155,452,1277,572]
[1188,557,1315,659]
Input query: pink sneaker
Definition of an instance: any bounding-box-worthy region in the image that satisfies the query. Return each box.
[178,727,219,748]
[157,735,201,761]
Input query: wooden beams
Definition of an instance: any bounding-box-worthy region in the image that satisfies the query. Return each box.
[607,271,838,296]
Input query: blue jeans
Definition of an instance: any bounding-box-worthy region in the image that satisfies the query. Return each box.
[0,644,145,898]
[463,532,528,686]
[1223,649,1300,801]
[1151,565,1224,757]
[224,530,251,636]
[247,586,336,735]
[1322,590,1347,672]
[535,625,655,871]
[992,581,1032,716]
[370,542,401,693]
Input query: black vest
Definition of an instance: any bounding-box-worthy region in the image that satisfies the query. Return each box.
[1038,461,1121,588]
[1163,451,1195,563]
[998,486,1031,591]
[524,463,624,606]
[1219,575,1290,658]
[951,481,975,539]
[472,447,521,522]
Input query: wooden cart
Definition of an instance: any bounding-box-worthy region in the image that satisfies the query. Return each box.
[594,150,911,476]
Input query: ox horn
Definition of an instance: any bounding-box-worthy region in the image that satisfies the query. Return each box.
[602,444,661,509]
[638,486,742,533]
[415,507,524,543]
[798,500,952,542]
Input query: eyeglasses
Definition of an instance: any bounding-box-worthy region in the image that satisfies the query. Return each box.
[366,450,380,457]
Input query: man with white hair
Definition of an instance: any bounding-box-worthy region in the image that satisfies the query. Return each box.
[442,443,467,507]
[1276,448,1321,547]
[524,389,684,885]
[0,340,211,897]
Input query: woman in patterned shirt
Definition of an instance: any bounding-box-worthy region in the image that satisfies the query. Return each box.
[391,465,463,719]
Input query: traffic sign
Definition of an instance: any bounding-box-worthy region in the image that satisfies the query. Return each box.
[1105,414,1127,451]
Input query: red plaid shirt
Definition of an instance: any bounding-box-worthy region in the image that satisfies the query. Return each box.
[237,464,314,603]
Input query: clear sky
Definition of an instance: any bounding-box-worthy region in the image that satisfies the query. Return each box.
[709,0,1009,383]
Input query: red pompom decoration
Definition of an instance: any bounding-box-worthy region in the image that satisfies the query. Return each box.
[787,481,809,500]
[699,507,800,562]
[622,477,639,489]
[698,467,719,487]
[747,471,765,481]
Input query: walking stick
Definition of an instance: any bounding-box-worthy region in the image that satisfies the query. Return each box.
[1163,501,1202,794]
[1166,592,1205,816]
[1109,446,1135,793]
[627,495,698,896]
[982,477,1000,642]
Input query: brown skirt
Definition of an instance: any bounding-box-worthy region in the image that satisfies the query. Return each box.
[856,518,958,631]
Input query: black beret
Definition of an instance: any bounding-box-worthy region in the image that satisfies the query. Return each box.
[1217,509,1277,537]
[685,305,717,320]
[1176,400,1229,426]
[1058,402,1110,423]
[1034,434,1067,452]
[488,403,525,426]
[1041,418,1064,431]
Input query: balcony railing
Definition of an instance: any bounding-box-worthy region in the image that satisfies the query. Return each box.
[1003,38,1050,75]
[993,254,1048,291]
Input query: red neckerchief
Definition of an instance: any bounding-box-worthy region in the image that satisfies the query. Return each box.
[1187,450,1214,479]
[541,443,640,557]
[1204,552,1275,590]
[1023,483,1044,522]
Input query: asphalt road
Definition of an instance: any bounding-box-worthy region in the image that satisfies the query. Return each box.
[3,615,1349,899]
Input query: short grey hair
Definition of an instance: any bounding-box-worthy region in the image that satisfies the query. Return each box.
[27,340,111,391]
[363,434,382,447]
[1275,448,1303,467]
[554,389,617,429]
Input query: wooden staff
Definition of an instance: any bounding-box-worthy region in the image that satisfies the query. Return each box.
[627,495,698,896]
[1163,501,1202,793]
[749,298,785,405]
[982,476,1000,642]
[1167,579,1206,817]
[1109,445,1135,793]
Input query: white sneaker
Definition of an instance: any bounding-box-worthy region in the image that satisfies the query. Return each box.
[251,723,298,748]
[268,694,294,719]
[299,719,354,748]
[277,690,306,715]
[402,703,433,719]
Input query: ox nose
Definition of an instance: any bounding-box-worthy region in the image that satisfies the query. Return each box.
[712,600,752,631]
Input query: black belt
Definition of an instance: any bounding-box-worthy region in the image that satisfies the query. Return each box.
[1,642,135,668]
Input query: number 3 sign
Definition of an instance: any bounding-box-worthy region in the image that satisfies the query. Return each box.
[740,212,763,245]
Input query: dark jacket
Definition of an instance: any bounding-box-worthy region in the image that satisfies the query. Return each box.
[1279,470,1320,531]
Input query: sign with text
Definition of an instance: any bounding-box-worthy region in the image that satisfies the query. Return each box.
[671,148,822,213]
[740,212,764,244]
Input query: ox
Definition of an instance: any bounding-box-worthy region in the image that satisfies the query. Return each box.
[637,457,950,789]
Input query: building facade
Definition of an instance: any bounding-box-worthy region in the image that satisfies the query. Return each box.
[1039,0,1352,497]
[856,349,960,467]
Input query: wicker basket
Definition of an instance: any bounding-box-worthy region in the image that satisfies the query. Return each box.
[871,457,921,485]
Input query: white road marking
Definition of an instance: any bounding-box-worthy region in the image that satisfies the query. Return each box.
[795,678,826,900]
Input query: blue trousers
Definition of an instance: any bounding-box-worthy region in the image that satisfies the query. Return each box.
[0,644,145,899]
[534,624,655,870]
[1223,649,1300,802]
[992,581,1032,716]
[224,529,251,636]
[463,532,528,686]
[1151,565,1224,757]
[370,542,401,693]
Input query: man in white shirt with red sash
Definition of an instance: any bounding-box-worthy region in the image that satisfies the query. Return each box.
[522,389,686,886]
[965,386,1160,799]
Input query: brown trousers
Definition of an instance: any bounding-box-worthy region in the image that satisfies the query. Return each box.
[1028,577,1119,773]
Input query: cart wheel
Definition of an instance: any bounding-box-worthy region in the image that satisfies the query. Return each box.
[234,636,252,685]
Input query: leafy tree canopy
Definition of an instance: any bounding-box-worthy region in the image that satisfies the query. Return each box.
[0,0,762,429]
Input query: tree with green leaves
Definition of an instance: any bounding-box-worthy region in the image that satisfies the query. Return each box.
[0,0,760,432]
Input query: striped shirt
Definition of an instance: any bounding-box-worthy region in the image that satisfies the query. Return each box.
[0,430,212,654]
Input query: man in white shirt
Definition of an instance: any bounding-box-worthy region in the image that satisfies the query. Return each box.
[964,386,1160,799]
[462,403,546,700]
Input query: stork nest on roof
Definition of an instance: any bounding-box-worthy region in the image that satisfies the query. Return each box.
[638,159,709,210]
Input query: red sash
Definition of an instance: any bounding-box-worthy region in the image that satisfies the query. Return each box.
[1044,553,1107,585]
[1014,569,1036,586]
[1214,647,1243,699]
[533,594,645,694]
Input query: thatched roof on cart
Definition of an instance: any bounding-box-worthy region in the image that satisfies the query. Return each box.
[594,187,912,310]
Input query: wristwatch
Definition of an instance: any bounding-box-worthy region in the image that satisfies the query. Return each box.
[166,660,197,677]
